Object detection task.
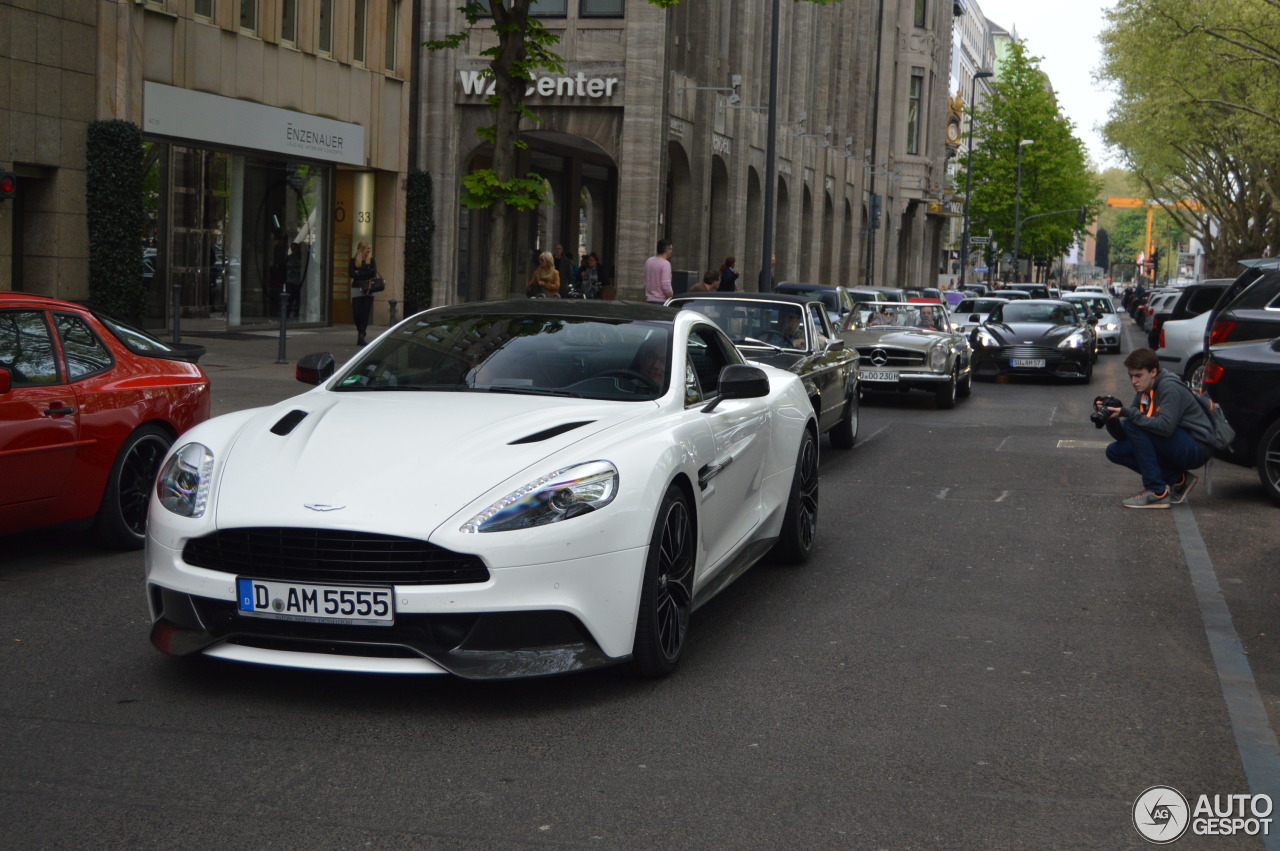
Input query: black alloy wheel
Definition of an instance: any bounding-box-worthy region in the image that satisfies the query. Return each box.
[629,485,696,677]
[935,369,957,409]
[772,428,819,564]
[957,367,973,398]
[95,424,173,549]
[829,391,859,449]
[1257,419,1280,507]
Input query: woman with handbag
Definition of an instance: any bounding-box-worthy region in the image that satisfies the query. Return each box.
[526,251,560,298]
[349,241,378,346]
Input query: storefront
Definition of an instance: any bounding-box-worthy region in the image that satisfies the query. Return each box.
[141,83,365,332]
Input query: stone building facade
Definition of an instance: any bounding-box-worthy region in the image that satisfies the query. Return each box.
[417,0,959,304]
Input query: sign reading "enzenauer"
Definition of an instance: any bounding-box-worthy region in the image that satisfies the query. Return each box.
[456,65,623,105]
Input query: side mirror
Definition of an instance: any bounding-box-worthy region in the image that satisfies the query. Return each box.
[825,338,845,352]
[968,314,980,323]
[0,367,10,395]
[296,352,336,385]
[703,364,770,412]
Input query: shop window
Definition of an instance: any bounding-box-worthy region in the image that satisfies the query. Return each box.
[281,0,298,45]
[531,0,567,16]
[318,0,333,54]
[580,0,623,16]
[906,72,923,155]
[914,0,927,27]
[240,0,257,34]
[195,0,214,19]
[353,0,368,64]
[385,0,399,72]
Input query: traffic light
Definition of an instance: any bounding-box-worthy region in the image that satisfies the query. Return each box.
[0,170,15,201]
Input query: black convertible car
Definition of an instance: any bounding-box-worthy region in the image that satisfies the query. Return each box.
[668,291,861,448]
[1204,336,1280,505]
[970,299,1095,383]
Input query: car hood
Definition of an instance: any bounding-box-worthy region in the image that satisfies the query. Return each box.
[844,327,941,349]
[985,322,1079,344]
[212,392,653,534]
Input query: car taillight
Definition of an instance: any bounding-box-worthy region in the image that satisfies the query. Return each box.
[1208,320,1237,346]
[1158,327,1166,348]
[1203,360,1224,384]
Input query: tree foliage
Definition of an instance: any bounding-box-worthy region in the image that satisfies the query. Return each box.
[1099,0,1280,275]
[86,120,147,323]
[961,42,1099,278]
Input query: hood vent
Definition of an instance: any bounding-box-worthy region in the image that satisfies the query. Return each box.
[508,420,595,445]
[270,409,310,436]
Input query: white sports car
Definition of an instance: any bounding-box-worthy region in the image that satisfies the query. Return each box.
[145,301,819,679]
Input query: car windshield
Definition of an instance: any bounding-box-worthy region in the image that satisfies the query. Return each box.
[334,314,672,401]
[995,303,1076,324]
[1067,297,1113,313]
[862,304,942,331]
[677,299,809,351]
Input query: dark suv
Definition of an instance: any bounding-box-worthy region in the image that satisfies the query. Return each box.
[1207,265,1280,349]
[1148,279,1232,348]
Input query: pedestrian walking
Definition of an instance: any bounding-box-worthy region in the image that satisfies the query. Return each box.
[349,241,377,346]
[644,239,673,304]
[719,257,739,292]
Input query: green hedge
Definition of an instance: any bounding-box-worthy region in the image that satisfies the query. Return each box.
[85,120,147,323]
[404,170,434,316]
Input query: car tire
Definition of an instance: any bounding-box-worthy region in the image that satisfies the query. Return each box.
[1185,355,1206,391]
[957,368,973,398]
[628,484,696,678]
[1076,358,1094,385]
[1256,419,1280,507]
[771,427,819,565]
[935,370,957,409]
[93,424,172,550]
[828,392,859,449]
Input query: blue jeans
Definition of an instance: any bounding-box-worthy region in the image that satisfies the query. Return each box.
[1106,418,1210,493]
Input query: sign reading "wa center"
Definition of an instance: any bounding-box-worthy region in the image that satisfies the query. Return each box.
[455,64,624,106]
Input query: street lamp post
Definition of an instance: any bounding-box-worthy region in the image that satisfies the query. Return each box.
[1011,139,1035,282]
[958,69,993,290]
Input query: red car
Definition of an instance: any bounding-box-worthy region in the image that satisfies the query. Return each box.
[0,292,210,548]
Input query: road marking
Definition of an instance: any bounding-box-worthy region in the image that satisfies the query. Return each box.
[936,488,950,500]
[1173,501,1280,850]
[858,424,891,446]
[994,490,1010,502]
[1056,439,1111,450]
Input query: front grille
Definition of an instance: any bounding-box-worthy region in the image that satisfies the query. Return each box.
[182,527,490,585]
[998,345,1062,361]
[856,346,925,366]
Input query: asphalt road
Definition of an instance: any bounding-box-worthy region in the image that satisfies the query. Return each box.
[3,317,1279,848]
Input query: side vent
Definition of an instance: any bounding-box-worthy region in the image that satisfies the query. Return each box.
[270,409,310,436]
[508,421,595,445]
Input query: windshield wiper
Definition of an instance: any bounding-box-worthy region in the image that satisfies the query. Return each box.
[737,337,783,352]
[483,386,582,398]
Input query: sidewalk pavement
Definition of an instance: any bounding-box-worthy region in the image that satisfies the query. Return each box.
[185,323,371,417]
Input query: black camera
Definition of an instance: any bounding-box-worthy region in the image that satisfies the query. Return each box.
[1091,395,1124,428]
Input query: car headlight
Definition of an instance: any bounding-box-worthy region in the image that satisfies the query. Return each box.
[928,345,948,372]
[975,328,998,348]
[1102,321,1118,331]
[1058,332,1087,349]
[157,443,215,518]
[462,460,619,533]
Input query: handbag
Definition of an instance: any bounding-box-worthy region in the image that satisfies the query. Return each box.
[368,275,386,294]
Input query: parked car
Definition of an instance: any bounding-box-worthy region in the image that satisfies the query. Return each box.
[1159,311,1213,388]
[839,301,973,408]
[970,299,1095,383]
[1206,267,1280,350]
[1138,290,1180,333]
[0,292,210,547]
[1204,336,1280,505]
[144,300,820,679]
[952,297,1009,336]
[1062,293,1122,353]
[1148,280,1230,348]
[669,291,860,448]
[773,281,855,327]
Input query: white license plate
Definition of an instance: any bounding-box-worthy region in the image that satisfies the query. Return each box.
[860,370,899,382]
[236,578,394,625]
[1011,358,1046,368]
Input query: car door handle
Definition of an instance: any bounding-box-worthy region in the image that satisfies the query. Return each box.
[43,405,75,417]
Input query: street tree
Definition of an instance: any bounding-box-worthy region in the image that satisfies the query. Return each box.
[1099,0,1280,274]
[960,42,1098,281]
[428,0,840,300]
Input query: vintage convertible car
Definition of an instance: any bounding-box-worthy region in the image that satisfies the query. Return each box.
[668,291,859,448]
[970,299,1094,383]
[145,301,819,679]
[838,301,973,408]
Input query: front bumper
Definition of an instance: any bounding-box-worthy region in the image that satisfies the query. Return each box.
[146,535,648,678]
[857,368,954,391]
[972,346,1090,379]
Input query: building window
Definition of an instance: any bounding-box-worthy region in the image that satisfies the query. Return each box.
[240,0,257,33]
[281,0,298,44]
[914,0,926,27]
[195,0,214,18]
[353,0,368,64]
[385,0,399,72]
[318,0,333,54]
[581,0,624,16]
[907,73,923,155]
[531,0,568,16]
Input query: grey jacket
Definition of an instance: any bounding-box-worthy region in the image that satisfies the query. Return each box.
[1120,369,1215,446]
